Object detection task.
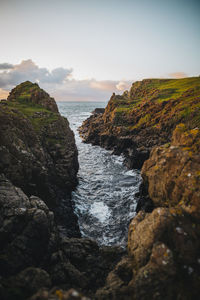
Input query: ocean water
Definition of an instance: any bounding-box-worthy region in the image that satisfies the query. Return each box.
[58,102,141,247]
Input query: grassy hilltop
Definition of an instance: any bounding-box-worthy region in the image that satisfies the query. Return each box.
[106,77,200,130]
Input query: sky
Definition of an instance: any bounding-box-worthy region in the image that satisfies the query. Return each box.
[0,0,199,101]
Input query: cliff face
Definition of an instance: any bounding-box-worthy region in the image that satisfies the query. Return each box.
[0,175,124,300]
[0,82,125,300]
[79,77,200,168]
[0,81,78,208]
[95,128,200,299]
[79,77,200,299]
[142,124,200,217]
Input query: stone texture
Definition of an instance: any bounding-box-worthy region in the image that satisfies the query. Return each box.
[7,81,58,113]
[0,81,79,236]
[142,124,200,218]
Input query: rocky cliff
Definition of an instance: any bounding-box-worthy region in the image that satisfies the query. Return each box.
[0,175,124,300]
[1,78,200,299]
[0,82,124,300]
[0,81,78,206]
[0,81,80,236]
[79,77,200,169]
[96,125,200,299]
[79,77,200,299]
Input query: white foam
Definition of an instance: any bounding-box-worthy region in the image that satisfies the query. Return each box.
[89,202,111,222]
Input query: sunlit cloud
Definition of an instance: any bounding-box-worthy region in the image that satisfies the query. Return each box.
[116,81,132,91]
[0,60,132,101]
[90,80,117,91]
[168,72,188,79]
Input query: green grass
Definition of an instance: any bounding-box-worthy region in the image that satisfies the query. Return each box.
[7,100,58,131]
[107,76,200,131]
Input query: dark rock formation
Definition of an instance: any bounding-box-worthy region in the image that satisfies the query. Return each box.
[94,125,200,299]
[142,124,200,217]
[0,82,78,207]
[92,108,105,115]
[79,78,200,299]
[0,175,124,300]
[7,81,59,113]
[0,81,79,236]
[79,77,200,169]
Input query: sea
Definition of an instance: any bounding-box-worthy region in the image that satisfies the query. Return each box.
[58,101,141,247]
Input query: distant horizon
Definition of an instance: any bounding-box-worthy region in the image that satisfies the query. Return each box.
[1,74,199,102]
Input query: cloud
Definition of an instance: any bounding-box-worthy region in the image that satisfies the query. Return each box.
[168,72,188,79]
[0,59,132,101]
[0,59,72,89]
[116,81,131,91]
[0,63,14,70]
[90,80,117,91]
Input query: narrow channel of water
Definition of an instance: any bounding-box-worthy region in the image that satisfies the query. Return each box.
[58,102,141,247]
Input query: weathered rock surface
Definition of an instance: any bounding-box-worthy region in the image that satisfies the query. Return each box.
[79,78,200,299]
[0,81,79,236]
[0,81,78,207]
[95,125,200,299]
[0,175,57,276]
[0,175,124,300]
[96,207,200,299]
[7,81,58,113]
[142,124,200,217]
[79,77,200,169]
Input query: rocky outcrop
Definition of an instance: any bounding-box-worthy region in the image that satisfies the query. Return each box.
[0,174,57,277]
[0,81,78,206]
[0,175,124,300]
[142,124,200,218]
[79,77,200,299]
[7,81,58,113]
[94,125,200,299]
[79,77,200,169]
[0,81,79,236]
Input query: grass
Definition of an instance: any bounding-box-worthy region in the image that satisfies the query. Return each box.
[6,100,58,132]
[108,77,200,131]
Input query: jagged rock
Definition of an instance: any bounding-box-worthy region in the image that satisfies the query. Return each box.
[0,175,124,299]
[0,174,58,276]
[96,256,134,300]
[7,81,58,113]
[92,108,105,115]
[0,81,79,236]
[142,124,200,218]
[79,77,200,169]
[0,268,51,300]
[49,238,125,294]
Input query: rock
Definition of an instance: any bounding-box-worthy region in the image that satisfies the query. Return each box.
[79,77,200,169]
[141,124,200,218]
[7,81,58,113]
[0,174,58,276]
[0,268,51,300]
[135,181,154,213]
[95,256,134,300]
[0,174,125,299]
[0,81,79,236]
[92,108,105,115]
[49,238,125,294]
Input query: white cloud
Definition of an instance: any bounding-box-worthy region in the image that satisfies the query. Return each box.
[116,81,132,91]
[0,59,132,101]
